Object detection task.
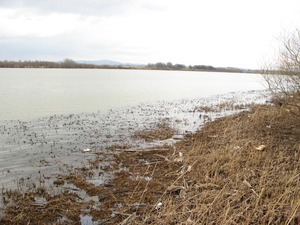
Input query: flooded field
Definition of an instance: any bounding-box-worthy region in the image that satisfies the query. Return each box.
[0,90,270,210]
[0,69,265,120]
[0,69,271,223]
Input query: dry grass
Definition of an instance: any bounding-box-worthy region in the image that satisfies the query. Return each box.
[133,122,176,141]
[1,103,300,224]
[136,104,300,224]
[1,188,84,224]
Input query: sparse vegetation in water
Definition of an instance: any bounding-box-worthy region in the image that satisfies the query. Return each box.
[1,95,299,224]
[133,122,176,141]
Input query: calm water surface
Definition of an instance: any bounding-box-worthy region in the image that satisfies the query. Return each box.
[0,68,266,120]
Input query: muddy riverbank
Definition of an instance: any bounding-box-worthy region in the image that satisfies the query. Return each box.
[0,90,270,223]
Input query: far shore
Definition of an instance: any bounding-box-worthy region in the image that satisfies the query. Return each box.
[0,60,262,74]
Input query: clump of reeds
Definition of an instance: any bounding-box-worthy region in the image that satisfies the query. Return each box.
[133,122,176,141]
[0,188,84,224]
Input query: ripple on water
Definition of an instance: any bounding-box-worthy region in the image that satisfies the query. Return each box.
[0,90,271,198]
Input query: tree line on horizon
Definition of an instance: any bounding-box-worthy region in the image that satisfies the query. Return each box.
[146,62,217,71]
[0,58,135,69]
[145,62,258,73]
[0,58,256,73]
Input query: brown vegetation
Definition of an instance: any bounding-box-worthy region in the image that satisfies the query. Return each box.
[1,188,84,224]
[133,122,176,141]
[150,104,300,224]
[1,102,299,224]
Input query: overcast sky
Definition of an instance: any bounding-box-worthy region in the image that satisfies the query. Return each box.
[0,0,300,69]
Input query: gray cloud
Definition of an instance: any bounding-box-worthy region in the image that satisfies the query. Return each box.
[1,0,299,69]
[0,36,78,60]
[0,0,136,16]
[0,34,147,62]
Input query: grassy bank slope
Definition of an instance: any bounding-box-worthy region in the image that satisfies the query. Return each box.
[110,104,300,224]
[151,105,300,224]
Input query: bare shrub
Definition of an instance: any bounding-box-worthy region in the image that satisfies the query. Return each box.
[262,29,300,115]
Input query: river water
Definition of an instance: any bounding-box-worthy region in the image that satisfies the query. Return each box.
[0,68,270,208]
[0,68,266,121]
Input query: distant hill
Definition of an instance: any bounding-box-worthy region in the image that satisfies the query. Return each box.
[76,59,145,67]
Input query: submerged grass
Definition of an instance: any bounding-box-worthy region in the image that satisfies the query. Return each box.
[133,122,176,141]
[1,102,299,224]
